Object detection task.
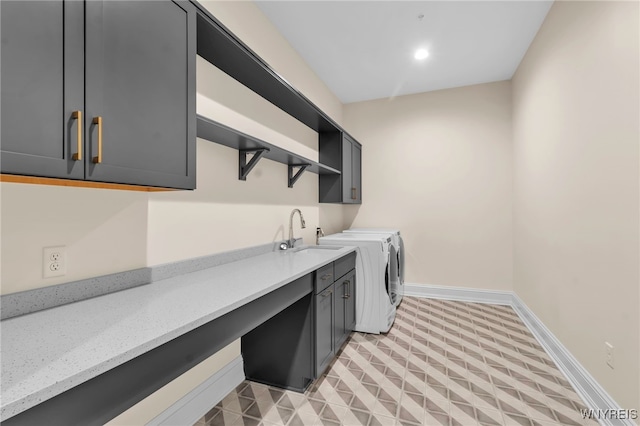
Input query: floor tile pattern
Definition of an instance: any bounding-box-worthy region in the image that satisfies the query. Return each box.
[195,297,597,426]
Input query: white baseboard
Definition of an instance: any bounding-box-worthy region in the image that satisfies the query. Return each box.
[511,295,634,426]
[403,282,513,305]
[405,283,634,426]
[148,355,245,426]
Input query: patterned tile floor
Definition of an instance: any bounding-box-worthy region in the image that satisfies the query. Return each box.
[195,297,597,426]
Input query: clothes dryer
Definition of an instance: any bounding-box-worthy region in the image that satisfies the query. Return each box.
[337,232,400,307]
[318,233,396,334]
[344,228,405,305]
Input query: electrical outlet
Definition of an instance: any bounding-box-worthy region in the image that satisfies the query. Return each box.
[43,246,66,278]
[605,342,614,369]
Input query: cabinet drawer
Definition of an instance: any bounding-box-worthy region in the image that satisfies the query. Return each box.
[315,263,334,293]
[334,251,356,281]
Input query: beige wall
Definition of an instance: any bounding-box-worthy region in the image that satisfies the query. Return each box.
[146,57,322,267]
[344,81,513,291]
[0,184,149,294]
[4,0,637,421]
[512,0,639,412]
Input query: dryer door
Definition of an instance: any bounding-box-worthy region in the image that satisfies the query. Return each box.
[387,246,400,306]
[398,236,405,285]
[396,236,405,305]
[385,255,395,306]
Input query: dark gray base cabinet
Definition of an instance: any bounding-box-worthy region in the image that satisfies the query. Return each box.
[242,280,314,392]
[0,0,196,190]
[335,269,356,350]
[319,132,362,204]
[315,282,336,376]
[314,252,357,377]
[242,252,357,392]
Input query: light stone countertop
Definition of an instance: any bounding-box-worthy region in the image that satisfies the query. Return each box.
[0,245,356,421]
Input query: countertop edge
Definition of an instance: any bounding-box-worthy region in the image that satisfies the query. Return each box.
[1,245,357,420]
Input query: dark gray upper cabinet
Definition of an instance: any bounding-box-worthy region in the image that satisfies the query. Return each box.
[1,0,196,189]
[351,142,362,204]
[84,1,195,188]
[0,1,84,180]
[319,132,363,204]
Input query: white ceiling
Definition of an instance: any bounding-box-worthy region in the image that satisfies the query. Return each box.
[255,1,553,104]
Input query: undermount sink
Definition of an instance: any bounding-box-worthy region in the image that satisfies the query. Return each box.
[288,245,342,253]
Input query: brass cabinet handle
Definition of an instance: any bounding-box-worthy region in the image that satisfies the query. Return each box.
[321,289,333,298]
[92,116,103,164]
[351,187,357,200]
[321,273,332,281]
[71,111,82,160]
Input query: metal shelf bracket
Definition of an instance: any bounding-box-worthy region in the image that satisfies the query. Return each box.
[288,163,310,188]
[239,148,269,181]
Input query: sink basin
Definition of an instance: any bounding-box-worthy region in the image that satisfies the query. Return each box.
[287,245,342,253]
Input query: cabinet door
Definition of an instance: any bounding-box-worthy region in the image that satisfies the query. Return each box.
[318,131,362,204]
[334,280,347,350]
[344,270,357,333]
[85,1,196,189]
[351,143,362,204]
[315,283,335,376]
[341,137,353,203]
[0,0,84,179]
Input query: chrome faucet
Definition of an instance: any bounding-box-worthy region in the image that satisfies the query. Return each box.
[288,208,306,248]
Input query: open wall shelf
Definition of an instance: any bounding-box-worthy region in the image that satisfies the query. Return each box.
[192,1,360,201]
[193,3,340,134]
[197,115,340,186]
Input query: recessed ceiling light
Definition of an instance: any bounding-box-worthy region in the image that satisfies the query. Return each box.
[414,49,429,60]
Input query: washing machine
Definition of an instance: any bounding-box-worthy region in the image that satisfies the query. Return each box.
[318,233,396,334]
[344,228,405,306]
[336,232,400,308]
